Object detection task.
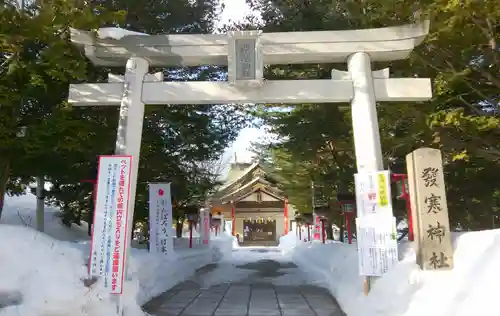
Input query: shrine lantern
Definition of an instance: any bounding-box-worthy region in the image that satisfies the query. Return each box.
[183,206,199,248]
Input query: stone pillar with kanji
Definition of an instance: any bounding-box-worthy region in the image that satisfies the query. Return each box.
[406,147,454,270]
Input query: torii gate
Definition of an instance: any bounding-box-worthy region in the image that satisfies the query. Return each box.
[68,21,432,304]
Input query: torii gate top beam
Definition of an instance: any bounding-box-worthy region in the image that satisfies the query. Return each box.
[70,21,429,67]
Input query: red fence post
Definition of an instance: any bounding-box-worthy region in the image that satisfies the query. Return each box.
[346,214,353,244]
[321,220,325,243]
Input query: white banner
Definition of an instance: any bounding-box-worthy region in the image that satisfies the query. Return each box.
[89,155,132,295]
[200,209,210,245]
[354,170,393,218]
[148,183,174,255]
[356,215,398,276]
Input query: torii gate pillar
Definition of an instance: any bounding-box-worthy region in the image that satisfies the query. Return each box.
[114,57,149,290]
[348,52,384,172]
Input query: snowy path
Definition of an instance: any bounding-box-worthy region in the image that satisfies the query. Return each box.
[144,247,344,316]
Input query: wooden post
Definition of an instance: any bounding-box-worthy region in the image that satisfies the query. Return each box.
[346,214,352,244]
[231,202,236,236]
[321,219,326,243]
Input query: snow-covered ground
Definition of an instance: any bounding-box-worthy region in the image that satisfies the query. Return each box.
[0,193,234,316]
[279,229,500,316]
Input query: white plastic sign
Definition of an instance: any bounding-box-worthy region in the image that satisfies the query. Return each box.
[89,155,132,294]
[356,215,398,276]
[354,170,393,218]
[148,183,174,256]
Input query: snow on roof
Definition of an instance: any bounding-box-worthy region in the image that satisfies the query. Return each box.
[97,27,150,40]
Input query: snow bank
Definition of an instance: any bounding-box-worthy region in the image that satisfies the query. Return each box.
[0,225,134,316]
[0,194,234,315]
[279,232,300,252]
[211,232,237,259]
[1,194,90,242]
[281,229,500,316]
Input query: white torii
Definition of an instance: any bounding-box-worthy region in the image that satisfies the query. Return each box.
[68,20,432,306]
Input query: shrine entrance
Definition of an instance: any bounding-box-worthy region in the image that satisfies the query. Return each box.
[242,219,277,246]
[67,21,432,304]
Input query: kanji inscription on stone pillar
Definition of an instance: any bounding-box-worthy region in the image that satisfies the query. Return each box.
[406,147,454,270]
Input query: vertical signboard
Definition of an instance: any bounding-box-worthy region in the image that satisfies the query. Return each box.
[354,170,398,276]
[406,148,454,270]
[200,209,210,245]
[89,155,132,295]
[356,215,398,276]
[148,183,174,256]
[313,214,323,241]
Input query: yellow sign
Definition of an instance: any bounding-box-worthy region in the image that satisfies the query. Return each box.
[377,173,389,206]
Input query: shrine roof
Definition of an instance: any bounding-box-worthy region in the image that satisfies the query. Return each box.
[219,177,284,203]
[224,186,285,204]
[211,162,283,202]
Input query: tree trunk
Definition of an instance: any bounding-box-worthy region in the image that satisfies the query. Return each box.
[0,160,10,220]
[36,176,45,232]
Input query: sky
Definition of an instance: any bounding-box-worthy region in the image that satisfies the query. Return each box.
[218,0,266,164]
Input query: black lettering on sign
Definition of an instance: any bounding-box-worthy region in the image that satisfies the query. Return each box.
[424,193,442,214]
[427,221,445,243]
[421,167,439,187]
[428,251,450,269]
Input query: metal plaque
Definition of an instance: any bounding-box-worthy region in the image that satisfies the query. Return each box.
[235,38,257,80]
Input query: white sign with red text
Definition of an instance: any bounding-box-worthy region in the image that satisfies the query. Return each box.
[90,155,132,295]
[200,209,210,245]
[148,183,174,256]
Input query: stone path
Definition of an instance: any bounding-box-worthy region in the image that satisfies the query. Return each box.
[144,248,344,316]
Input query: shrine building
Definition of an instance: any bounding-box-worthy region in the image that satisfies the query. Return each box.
[208,161,290,246]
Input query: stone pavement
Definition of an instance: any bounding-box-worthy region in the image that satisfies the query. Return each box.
[144,248,344,316]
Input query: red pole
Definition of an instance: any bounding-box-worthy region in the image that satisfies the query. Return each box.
[321,220,325,244]
[405,194,414,241]
[189,221,193,248]
[400,176,414,241]
[392,174,414,241]
[231,203,236,236]
[347,214,352,244]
